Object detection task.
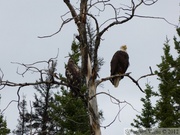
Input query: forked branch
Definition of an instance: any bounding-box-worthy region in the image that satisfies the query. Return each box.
[89,91,140,128]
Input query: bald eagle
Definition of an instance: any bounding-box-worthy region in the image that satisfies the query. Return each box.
[110,45,129,87]
[65,58,81,95]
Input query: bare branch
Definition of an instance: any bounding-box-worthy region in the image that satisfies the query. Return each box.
[11,61,45,78]
[38,17,74,38]
[89,91,140,128]
[1,100,18,114]
[90,91,140,113]
[0,57,68,93]
[97,0,138,37]
[137,67,155,82]
[88,0,110,12]
[126,75,145,93]
[97,68,157,93]
[143,0,158,6]
[132,14,178,27]
[101,104,122,128]
[17,86,22,113]
[64,0,80,25]
[1,79,67,88]
[96,72,131,86]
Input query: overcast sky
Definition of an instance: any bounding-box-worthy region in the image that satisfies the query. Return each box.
[0,0,179,135]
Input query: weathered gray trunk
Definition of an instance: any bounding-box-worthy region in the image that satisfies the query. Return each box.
[88,80,101,135]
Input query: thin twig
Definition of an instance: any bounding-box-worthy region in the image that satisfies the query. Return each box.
[90,91,140,128]
[133,14,178,27]
[89,92,140,113]
[38,18,74,38]
[1,100,18,114]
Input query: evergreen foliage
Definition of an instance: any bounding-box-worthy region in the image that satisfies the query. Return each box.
[27,61,58,134]
[50,88,90,135]
[131,84,157,129]
[131,28,180,130]
[0,95,10,135]
[13,95,30,135]
[13,61,59,135]
[69,40,81,65]
[0,114,10,135]
[155,28,180,127]
[49,40,90,134]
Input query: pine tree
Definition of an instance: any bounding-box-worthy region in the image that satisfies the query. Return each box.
[49,40,90,135]
[0,115,10,135]
[131,84,157,129]
[50,88,90,135]
[13,62,58,135]
[155,28,180,127]
[0,95,10,135]
[13,95,30,135]
[26,61,58,135]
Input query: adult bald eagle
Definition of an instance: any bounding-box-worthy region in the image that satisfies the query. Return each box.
[65,58,81,95]
[110,45,129,87]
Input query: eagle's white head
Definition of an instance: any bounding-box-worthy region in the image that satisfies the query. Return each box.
[120,45,127,52]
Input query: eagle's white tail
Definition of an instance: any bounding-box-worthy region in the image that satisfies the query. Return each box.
[113,77,121,87]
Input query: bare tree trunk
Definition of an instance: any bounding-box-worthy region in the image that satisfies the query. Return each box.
[88,80,101,135]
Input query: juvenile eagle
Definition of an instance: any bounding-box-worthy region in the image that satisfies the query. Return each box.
[110,45,129,87]
[65,58,81,95]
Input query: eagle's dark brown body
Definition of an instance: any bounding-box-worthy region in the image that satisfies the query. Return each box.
[65,58,81,95]
[110,50,129,87]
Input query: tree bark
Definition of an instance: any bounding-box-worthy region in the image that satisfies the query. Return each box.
[88,80,101,135]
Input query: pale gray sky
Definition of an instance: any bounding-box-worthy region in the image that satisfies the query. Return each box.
[0,0,179,135]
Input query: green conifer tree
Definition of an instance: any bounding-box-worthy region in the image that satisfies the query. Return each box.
[13,95,30,135]
[13,61,59,135]
[0,95,10,135]
[131,84,157,129]
[49,40,90,135]
[50,88,90,135]
[0,115,10,135]
[26,61,58,135]
[155,28,180,127]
